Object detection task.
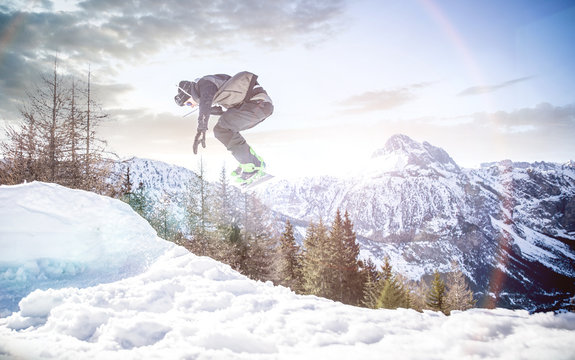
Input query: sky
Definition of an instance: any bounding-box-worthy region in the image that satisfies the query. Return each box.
[0,0,574,180]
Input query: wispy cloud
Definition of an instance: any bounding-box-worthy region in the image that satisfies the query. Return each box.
[338,82,433,113]
[472,102,575,134]
[0,0,348,118]
[412,102,575,134]
[458,76,534,96]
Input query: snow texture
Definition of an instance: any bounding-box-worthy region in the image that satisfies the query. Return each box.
[1,182,574,359]
[0,182,171,315]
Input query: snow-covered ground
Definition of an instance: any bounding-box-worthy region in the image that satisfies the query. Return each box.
[1,182,574,360]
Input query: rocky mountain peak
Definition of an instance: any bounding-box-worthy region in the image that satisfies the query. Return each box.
[369,134,460,176]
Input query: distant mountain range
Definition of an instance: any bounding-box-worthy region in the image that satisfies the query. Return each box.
[120,134,575,312]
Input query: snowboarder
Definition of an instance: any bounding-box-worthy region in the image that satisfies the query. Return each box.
[174,71,273,185]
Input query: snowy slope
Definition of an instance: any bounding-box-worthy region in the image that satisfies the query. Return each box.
[1,182,574,360]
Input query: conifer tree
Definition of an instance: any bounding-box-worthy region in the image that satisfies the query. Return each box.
[277,220,303,293]
[376,275,409,309]
[409,279,430,312]
[149,191,178,241]
[426,271,447,314]
[361,258,382,308]
[225,224,247,273]
[361,256,394,308]
[128,181,152,218]
[191,159,210,237]
[120,166,133,199]
[445,262,476,312]
[240,193,275,282]
[328,210,346,302]
[381,256,393,282]
[212,164,233,226]
[302,220,331,298]
[341,211,361,305]
[181,159,211,256]
[210,164,239,259]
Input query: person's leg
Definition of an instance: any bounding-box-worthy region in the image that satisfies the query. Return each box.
[213,101,273,166]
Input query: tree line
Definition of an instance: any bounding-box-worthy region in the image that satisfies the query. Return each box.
[0,59,112,193]
[276,212,476,313]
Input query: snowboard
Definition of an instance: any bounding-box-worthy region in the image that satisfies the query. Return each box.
[239,173,275,192]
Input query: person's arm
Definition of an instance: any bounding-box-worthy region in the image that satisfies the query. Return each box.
[196,78,218,131]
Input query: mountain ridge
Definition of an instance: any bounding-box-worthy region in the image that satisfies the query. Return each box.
[251,134,575,311]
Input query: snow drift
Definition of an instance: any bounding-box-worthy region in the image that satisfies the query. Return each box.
[0,182,574,359]
[0,182,171,314]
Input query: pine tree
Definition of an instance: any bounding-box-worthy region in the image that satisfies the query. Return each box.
[341,211,361,305]
[361,256,394,308]
[361,258,382,308]
[149,191,177,241]
[128,181,152,218]
[120,166,133,198]
[213,164,233,226]
[328,209,346,302]
[240,193,275,282]
[302,220,331,298]
[381,256,393,282]
[225,224,247,273]
[181,159,211,256]
[426,271,447,314]
[376,275,409,309]
[276,220,303,293]
[210,164,238,260]
[445,262,476,312]
[409,279,430,312]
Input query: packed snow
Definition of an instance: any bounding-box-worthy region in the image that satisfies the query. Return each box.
[1,182,574,359]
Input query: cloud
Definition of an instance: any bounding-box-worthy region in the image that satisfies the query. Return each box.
[0,0,348,119]
[472,102,575,134]
[411,102,575,134]
[458,76,534,96]
[338,82,433,113]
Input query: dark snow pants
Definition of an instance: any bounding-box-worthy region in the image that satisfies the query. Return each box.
[214,100,273,166]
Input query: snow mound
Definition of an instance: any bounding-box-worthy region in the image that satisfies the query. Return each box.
[0,182,171,314]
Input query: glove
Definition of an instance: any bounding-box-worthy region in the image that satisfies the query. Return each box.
[193,130,206,155]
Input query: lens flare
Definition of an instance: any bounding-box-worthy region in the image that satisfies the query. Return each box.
[418,0,512,307]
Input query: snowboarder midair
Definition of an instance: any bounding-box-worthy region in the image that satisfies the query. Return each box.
[174,71,273,185]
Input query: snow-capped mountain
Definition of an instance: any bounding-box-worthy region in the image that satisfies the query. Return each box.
[115,157,201,196]
[368,133,460,176]
[252,134,575,311]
